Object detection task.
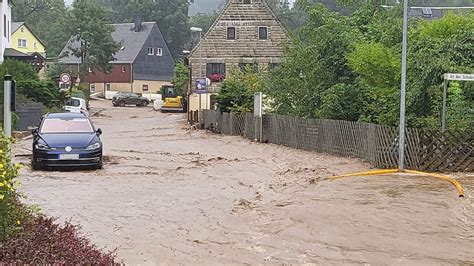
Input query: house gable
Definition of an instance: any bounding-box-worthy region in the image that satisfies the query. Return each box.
[132,23,175,81]
[189,0,289,61]
[11,22,46,56]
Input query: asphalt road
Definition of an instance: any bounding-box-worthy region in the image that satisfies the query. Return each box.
[14,100,474,265]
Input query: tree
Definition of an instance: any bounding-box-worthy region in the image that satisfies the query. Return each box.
[171,61,189,96]
[216,67,266,113]
[99,0,192,57]
[12,0,71,57]
[266,4,359,118]
[188,12,217,35]
[66,0,120,78]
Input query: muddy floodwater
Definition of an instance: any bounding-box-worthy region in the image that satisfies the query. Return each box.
[14,100,474,265]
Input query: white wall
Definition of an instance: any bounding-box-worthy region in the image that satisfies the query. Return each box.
[0,0,12,63]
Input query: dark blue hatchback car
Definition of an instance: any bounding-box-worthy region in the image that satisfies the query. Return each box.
[32,113,103,170]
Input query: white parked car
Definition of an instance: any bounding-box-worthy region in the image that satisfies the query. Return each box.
[64,97,89,116]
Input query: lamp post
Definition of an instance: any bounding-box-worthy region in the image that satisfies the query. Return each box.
[183,50,191,117]
[398,0,408,171]
[190,27,203,112]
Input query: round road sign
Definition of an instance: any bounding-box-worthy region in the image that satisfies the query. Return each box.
[60,73,71,84]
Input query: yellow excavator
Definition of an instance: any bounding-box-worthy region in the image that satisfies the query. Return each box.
[160,85,186,113]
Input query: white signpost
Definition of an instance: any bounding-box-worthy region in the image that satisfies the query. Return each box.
[441,73,474,132]
[254,92,263,142]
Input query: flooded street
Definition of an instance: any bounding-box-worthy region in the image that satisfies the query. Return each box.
[14,100,474,265]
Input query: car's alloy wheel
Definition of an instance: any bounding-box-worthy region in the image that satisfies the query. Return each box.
[142,101,148,107]
[118,101,125,107]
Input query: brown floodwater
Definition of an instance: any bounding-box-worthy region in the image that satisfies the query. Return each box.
[14,100,474,265]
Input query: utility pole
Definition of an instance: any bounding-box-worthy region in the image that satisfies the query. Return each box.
[398,0,408,171]
[3,75,13,137]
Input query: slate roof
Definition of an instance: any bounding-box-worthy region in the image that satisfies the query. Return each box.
[58,22,156,64]
[11,22,24,33]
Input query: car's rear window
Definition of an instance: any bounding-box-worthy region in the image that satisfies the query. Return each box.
[66,99,81,107]
[40,118,94,133]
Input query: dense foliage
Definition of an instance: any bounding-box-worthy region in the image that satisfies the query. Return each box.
[0,60,64,108]
[266,4,473,131]
[172,61,190,97]
[216,66,266,113]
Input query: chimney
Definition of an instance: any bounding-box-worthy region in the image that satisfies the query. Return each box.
[134,17,142,32]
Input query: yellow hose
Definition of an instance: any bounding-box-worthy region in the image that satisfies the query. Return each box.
[329,169,399,180]
[404,170,465,198]
[328,169,465,198]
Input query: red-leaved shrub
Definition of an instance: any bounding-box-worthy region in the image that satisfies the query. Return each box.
[0,215,118,264]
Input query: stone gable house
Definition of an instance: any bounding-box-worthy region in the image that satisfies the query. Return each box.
[188,0,289,111]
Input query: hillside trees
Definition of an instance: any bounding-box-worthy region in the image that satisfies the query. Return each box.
[12,0,70,57]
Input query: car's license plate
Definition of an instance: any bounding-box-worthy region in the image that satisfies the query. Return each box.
[59,154,79,160]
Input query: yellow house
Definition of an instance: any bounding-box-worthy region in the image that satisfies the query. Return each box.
[11,22,46,57]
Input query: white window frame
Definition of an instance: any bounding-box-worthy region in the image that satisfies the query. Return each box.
[121,65,126,73]
[142,84,149,92]
[147,47,154,55]
[89,83,96,93]
[105,83,111,91]
[156,48,163,56]
[258,26,268,40]
[18,39,27,48]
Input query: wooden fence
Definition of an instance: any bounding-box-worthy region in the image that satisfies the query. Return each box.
[201,111,473,172]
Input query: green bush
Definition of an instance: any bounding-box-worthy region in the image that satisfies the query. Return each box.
[0,135,30,241]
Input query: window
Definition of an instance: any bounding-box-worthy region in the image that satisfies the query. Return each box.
[243,0,251,3]
[147,47,154,55]
[89,83,96,93]
[258,27,268,40]
[105,83,111,91]
[3,15,6,38]
[121,66,126,73]
[142,84,149,92]
[206,63,226,82]
[21,27,24,33]
[88,67,92,73]
[156,48,162,56]
[34,42,37,49]
[18,39,27,48]
[227,27,236,40]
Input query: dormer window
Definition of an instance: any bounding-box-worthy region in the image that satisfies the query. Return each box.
[227,27,236,40]
[243,0,251,4]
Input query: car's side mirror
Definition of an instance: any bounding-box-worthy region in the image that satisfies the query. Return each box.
[96,128,102,136]
[29,126,39,135]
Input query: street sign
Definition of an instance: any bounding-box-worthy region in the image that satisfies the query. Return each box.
[60,73,71,84]
[195,78,207,94]
[444,73,474,81]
